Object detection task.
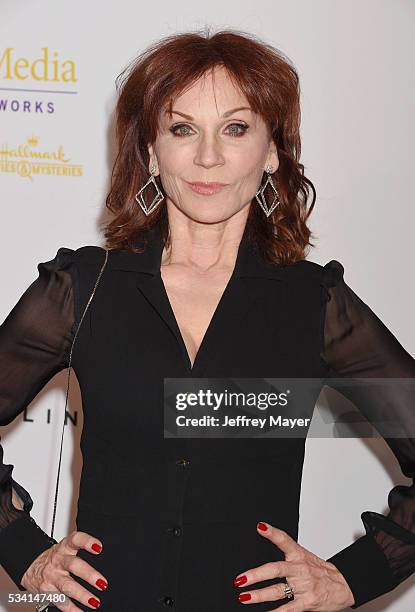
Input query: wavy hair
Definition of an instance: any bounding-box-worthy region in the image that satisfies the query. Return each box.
[103,27,317,264]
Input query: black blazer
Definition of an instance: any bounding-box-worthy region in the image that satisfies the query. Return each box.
[0,223,414,611]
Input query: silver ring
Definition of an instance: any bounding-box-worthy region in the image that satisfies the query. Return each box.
[284,581,295,599]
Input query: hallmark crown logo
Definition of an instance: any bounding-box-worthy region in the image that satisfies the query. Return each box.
[0,136,83,180]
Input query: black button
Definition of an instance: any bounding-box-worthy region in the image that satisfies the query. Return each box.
[162,596,174,606]
[166,525,182,536]
[175,458,190,467]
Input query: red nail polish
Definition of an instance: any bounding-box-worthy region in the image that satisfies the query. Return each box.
[96,578,108,590]
[88,597,100,608]
[257,522,267,531]
[239,593,252,602]
[92,543,102,553]
[233,575,247,587]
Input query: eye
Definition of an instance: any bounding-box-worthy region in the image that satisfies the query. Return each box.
[170,124,193,137]
[169,122,249,138]
[227,123,248,137]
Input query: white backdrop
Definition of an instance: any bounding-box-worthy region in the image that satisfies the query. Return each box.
[1,1,414,610]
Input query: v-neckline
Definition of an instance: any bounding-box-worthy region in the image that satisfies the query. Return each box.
[131,222,285,376]
[158,267,236,373]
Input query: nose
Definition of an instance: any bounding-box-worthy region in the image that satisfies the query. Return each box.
[193,134,225,169]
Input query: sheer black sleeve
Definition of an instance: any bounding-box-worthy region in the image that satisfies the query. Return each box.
[0,247,77,590]
[320,260,415,608]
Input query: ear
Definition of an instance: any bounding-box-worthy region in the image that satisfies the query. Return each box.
[266,143,279,173]
[147,144,159,175]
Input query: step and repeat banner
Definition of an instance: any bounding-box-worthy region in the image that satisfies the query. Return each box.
[1,1,414,610]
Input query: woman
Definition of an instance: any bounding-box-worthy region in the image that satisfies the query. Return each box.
[0,29,414,612]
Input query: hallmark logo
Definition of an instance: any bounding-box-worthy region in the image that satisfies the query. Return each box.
[0,136,83,180]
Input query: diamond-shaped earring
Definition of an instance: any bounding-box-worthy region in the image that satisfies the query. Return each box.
[255,164,280,217]
[135,163,165,216]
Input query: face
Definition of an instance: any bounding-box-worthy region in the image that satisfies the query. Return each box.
[148,65,279,223]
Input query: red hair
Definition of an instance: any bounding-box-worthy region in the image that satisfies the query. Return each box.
[103,27,317,264]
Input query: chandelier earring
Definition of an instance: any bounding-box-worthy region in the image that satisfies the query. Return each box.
[135,163,165,216]
[255,164,281,217]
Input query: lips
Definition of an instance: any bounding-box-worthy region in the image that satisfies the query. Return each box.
[186,181,228,195]
[189,182,228,189]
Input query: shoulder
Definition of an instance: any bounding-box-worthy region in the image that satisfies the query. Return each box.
[283,258,345,289]
[37,245,109,273]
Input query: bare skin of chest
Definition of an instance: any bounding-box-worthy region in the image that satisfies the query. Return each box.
[160,265,233,368]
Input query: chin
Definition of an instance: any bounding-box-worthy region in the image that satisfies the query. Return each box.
[183,208,236,225]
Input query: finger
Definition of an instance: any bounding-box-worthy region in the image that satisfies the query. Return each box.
[52,590,86,612]
[62,555,109,592]
[257,522,299,557]
[54,598,85,612]
[234,560,299,587]
[63,531,103,556]
[55,574,102,610]
[238,581,300,605]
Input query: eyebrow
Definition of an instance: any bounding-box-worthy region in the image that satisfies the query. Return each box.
[166,106,252,120]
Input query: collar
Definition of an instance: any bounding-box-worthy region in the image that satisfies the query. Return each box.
[107,223,285,281]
